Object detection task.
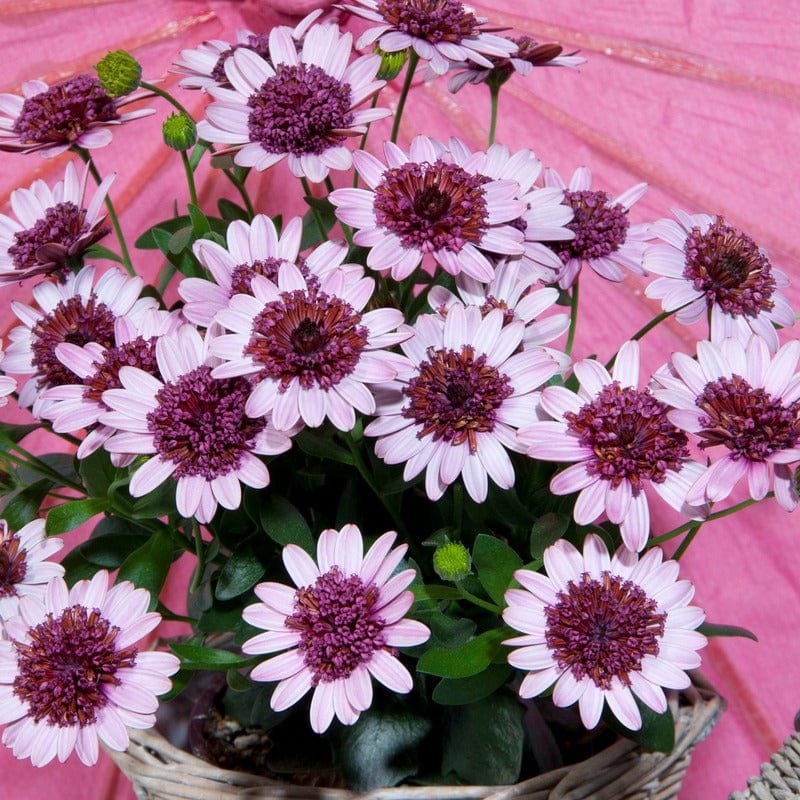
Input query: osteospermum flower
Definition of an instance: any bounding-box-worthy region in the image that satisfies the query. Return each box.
[365,303,565,502]
[0,572,179,766]
[210,262,408,431]
[0,74,153,158]
[179,214,355,327]
[644,210,795,353]
[518,340,707,552]
[101,325,292,524]
[503,535,707,731]
[171,10,324,90]
[2,266,156,416]
[0,161,113,283]
[329,135,527,281]
[341,0,517,76]
[651,336,800,512]
[0,519,64,621]
[542,167,649,289]
[242,524,430,733]
[196,23,389,182]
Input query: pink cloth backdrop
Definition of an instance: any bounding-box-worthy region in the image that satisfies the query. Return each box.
[1,1,799,797]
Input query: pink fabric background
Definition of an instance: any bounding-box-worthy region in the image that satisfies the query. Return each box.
[1,1,799,797]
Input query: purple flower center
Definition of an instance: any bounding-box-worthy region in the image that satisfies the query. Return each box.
[286,567,387,684]
[12,604,137,727]
[545,571,665,689]
[549,189,629,265]
[30,294,116,391]
[211,34,272,83]
[0,533,27,598]
[565,381,689,489]
[230,255,312,297]
[683,218,776,318]
[376,0,479,44]
[13,75,118,146]
[247,64,354,157]
[83,335,159,405]
[402,345,513,452]
[147,365,267,480]
[374,160,489,255]
[696,375,800,461]
[245,288,368,391]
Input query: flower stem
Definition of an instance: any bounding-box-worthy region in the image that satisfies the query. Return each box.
[390,50,419,144]
[181,151,199,208]
[672,522,702,560]
[3,447,86,494]
[649,496,764,547]
[189,521,205,594]
[488,83,500,147]
[456,582,501,614]
[564,281,579,357]
[605,308,676,371]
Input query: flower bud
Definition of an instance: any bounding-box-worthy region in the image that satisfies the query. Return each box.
[433,541,471,582]
[374,45,408,81]
[162,112,197,151]
[95,50,142,97]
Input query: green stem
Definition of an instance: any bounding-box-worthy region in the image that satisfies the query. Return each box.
[488,83,500,147]
[301,177,328,242]
[189,522,205,594]
[564,281,579,357]
[456,583,501,614]
[140,81,193,118]
[79,150,134,276]
[224,167,255,218]
[390,50,419,144]
[181,151,199,208]
[649,496,763,547]
[672,523,702,560]
[3,448,86,494]
[605,308,676,371]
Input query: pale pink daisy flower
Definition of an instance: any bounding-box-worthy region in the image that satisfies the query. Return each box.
[0,572,179,766]
[0,340,16,407]
[427,258,571,349]
[196,22,389,182]
[179,214,356,327]
[329,135,527,282]
[518,340,708,552]
[0,519,64,621]
[503,534,707,732]
[651,336,800,512]
[644,210,795,353]
[0,161,114,283]
[101,325,292,524]
[2,266,156,417]
[0,75,154,158]
[340,0,517,76]
[171,10,325,90]
[242,524,430,733]
[364,303,565,502]
[210,262,408,432]
[542,166,649,289]
[40,309,184,463]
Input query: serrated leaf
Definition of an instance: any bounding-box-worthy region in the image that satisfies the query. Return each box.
[432,664,514,706]
[259,495,314,553]
[215,545,266,600]
[116,529,175,607]
[417,628,507,678]
[699,622,758,642]
[472,534,523,605]
[45,497,109,535]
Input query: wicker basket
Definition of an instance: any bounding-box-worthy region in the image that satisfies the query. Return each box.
[107,674,723,800]
[730,732,800,800]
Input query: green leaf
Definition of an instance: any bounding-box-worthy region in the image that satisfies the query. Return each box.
[60,548,101,587]
[441,691,524,785]
[45,497,109,535]
[604,699,675,753]
[82,243,123,263]
[0,422,41,444]
[116,529,176,607]
[337,708,433,791]
[170,643,255,670]
[187,203,211,236]
[217,197,250,222]
[699,622,758,642]
[215,545,266,600]
[432,663,514,706]
[168,225,193,254]
[0,480,52,528]
[197,601,245,634]
[417,628,507,678]
[472,534,524,606]
[294,430,354,465]
[409,608,475,655]
[530,512,569,561]
[77,532,151,569]
[135,216,192,249]
[299,198,337,249]
[78,448,119,498]
[259,495,315,554]
[128,479,177,519]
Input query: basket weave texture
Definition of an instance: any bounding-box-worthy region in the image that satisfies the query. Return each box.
[730,732,800,800]
[107,677,722,800]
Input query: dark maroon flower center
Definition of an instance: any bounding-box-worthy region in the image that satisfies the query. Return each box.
[374,160,489,254]
[12,604,137,727]
[402,345,512,452]
[695,375,800,461]
[683,217,776,318]
[247,64,354,157]
[211,34,272,83]
[245,288,368,391]
[0,533,27,598]
[230,255,312,297]
[147,365,266,480]
[548,189,629,265]
[545,571,665,689]
[376,0,479,43]
[13,75,118,146]
[83,336,159,405]
[286,567,387,684]
[31,294,116,391]
[565,381,689,488]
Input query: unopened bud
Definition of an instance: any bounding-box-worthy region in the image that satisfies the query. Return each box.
[162,112,197,151]
[95,50,142,97]
[433,541,471,582]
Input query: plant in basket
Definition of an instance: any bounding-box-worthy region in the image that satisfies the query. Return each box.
[0,1,795,797]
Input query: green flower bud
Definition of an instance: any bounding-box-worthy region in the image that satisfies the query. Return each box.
[162,112,197,152]
[433,541,471,583]
[95,50,142,97]
[375,45,408,81]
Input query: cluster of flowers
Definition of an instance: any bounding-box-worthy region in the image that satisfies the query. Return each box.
[0,0,797,783]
